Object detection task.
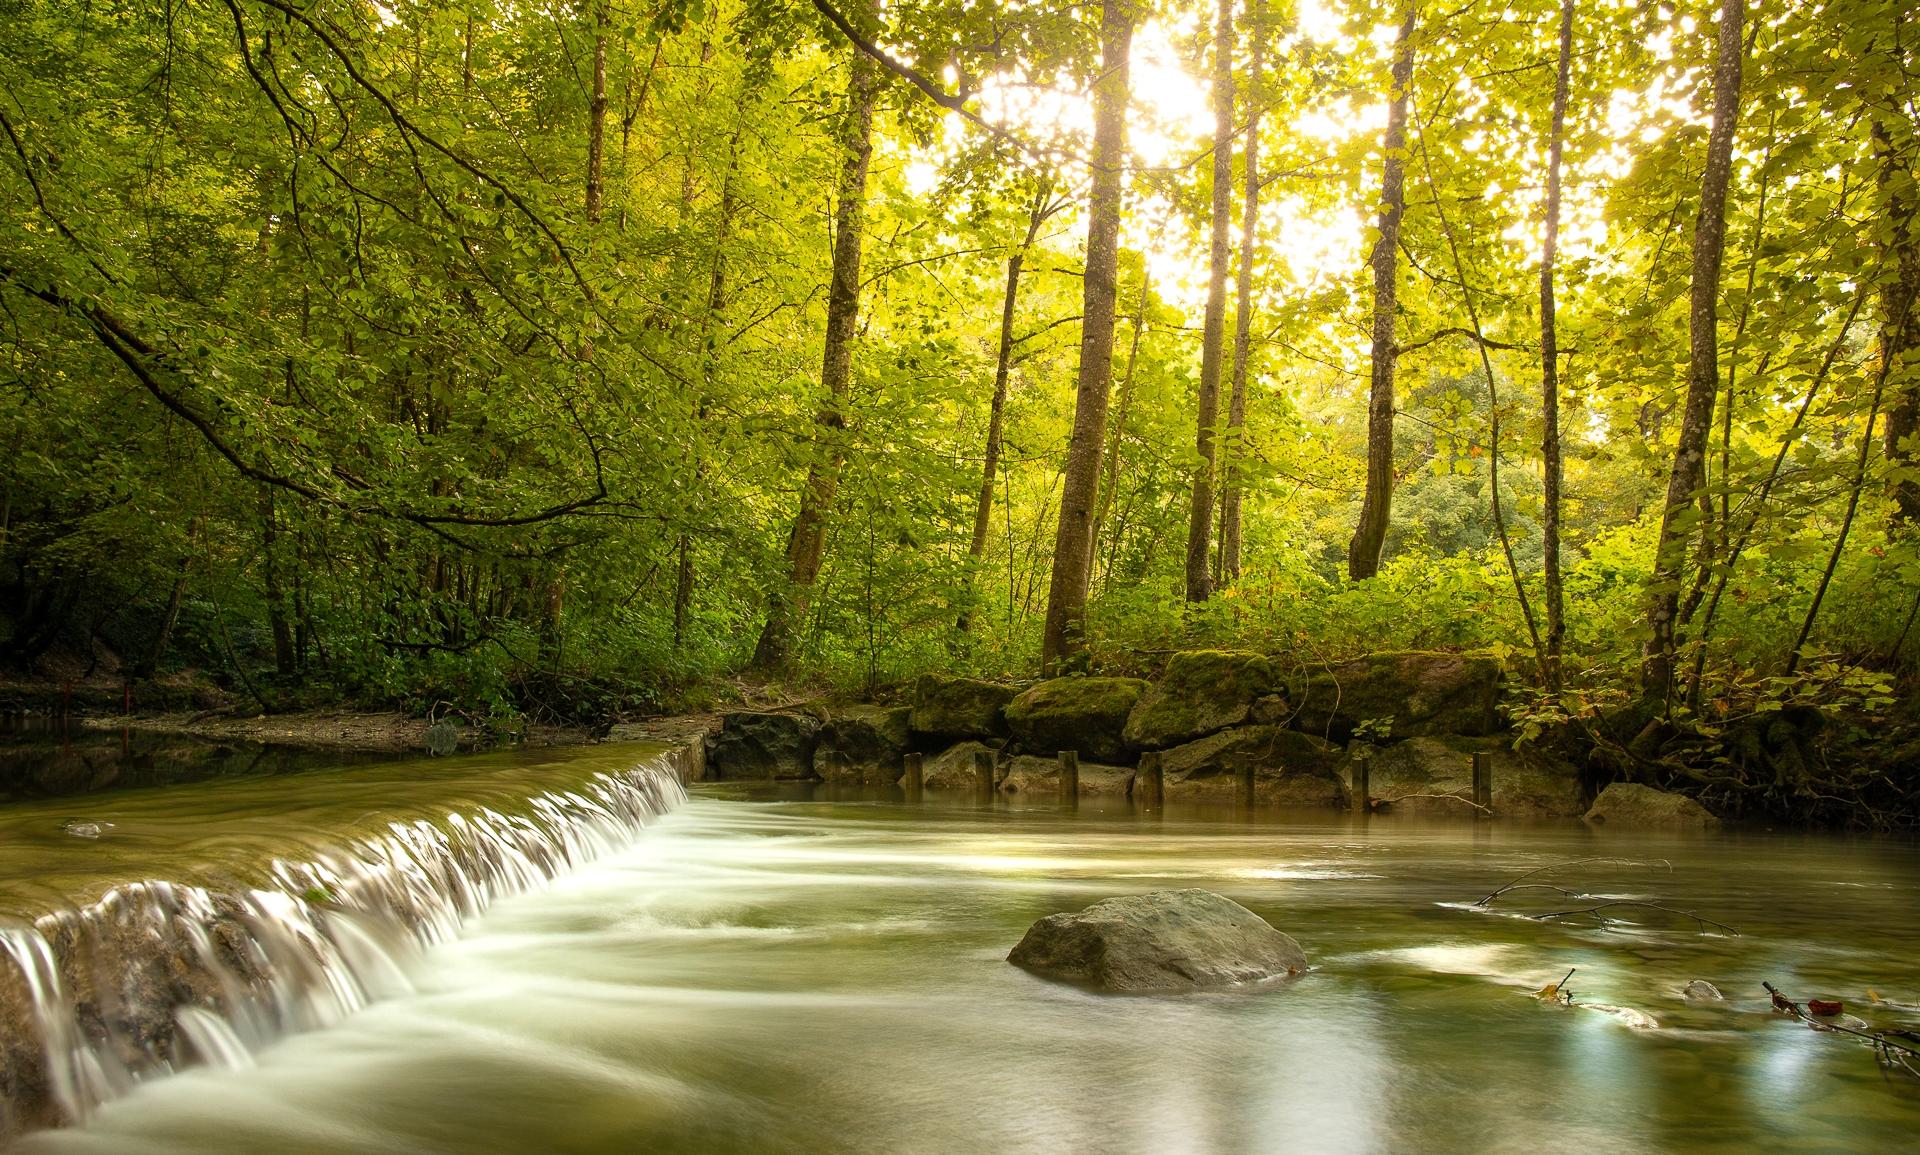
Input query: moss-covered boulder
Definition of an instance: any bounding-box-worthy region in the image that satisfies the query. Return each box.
[1287,651,1503,742]
[1583,783,1720,828]
[1361,735,1583,818]
[1004,677,1146,764]
[1160,726,1349,807]
[921,740,1002,790]
[908,675,1018,741]
[996,754,1135,796]
[813,705,912,784]
[707,710,820,779]
[1122,650,1275,749]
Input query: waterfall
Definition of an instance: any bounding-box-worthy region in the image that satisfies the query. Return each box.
[0,755,685,1136]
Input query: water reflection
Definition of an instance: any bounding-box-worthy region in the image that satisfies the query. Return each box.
[11,785,1920,1154]
[0,718,391,803]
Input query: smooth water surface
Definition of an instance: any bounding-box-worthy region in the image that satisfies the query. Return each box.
[12,787,1920,1154]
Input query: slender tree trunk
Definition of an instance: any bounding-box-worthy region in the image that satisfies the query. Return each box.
[1040,0,1135,671]
[586,2,608,223]
[1539,0,1573,689]
[1876,116,1920,524]
[676,125,744,649]
[1219,0,1265,588]
[260,486,296,677]
[138,521,198,680]
[960,184,1052,632]
[753,47,879,669]
[1092,269,1151,587]
[1347,5,1415,581]
[1642,0,1744,703]
[1184,0,1235,602]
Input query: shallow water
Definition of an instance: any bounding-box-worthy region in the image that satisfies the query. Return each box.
[9,781,1920,1154]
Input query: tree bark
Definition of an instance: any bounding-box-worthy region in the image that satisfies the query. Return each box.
[1347,5,1415,581]
[585,2,608,223]
[1184,0,1235,602]
[1218,0,1264,588]
[960,182,1053,633]
[1040,0,1134,672]
[1876,116,1920,524]
[1539,0,1573,689]
[1641,0,1744,703]
[1092,267,1150,588]
[260,486,296,677]
[753,46,879,669]
[676,122,745,649]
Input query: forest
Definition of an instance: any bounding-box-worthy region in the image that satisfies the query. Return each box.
[2,0,1917,820]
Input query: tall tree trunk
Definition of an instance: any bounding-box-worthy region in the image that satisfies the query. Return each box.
[1641,0,1744,703]
[1876,116,1920,524]
[1092,268,1151,587]
[676,123,745,649]
[1218,0,1265,588]
[1347,5,1416,581]
[260,486,296,677]
[961,182,1053,632]
[753,47,879,669]
[585,2,608,223]
[1539,0,1573,690]
[1040,0,1135,672]
[1184,0,1235,602]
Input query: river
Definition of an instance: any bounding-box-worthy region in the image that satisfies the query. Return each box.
[3,742,1918,1153]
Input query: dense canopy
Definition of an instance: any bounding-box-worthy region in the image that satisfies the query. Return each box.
[2,0,1916,814]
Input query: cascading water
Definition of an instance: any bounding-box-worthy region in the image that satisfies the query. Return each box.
[0,753,685,1137]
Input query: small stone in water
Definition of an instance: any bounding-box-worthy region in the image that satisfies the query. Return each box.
[1681,979,1724,1002]
[61,819,109,839]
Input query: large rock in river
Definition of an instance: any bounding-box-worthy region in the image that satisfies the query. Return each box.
[996,754,1134,796]
[1123,650,1275,749]
[1008,889,1307,992]
[1363,735,1584,818]
[921,740,1001,790]
[1004,677,1146,764]
[1287,651,1503,742]
[1583,782,1720,828]
[814,705,911,784]
[909,675,1017,741]
[706,710,820,780]
[1160,726,1349,807]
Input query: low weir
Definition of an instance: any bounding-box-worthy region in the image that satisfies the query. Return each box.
[0,746,688,1141]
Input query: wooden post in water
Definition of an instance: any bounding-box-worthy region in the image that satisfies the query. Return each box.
[1351,750,1371,813]
[903,751,923,795]
[1471,751,1492,814]
[1058,750,1079,798]
[973,749,996,797]
[1138,750,1163,809]
[1238,763,1256,809]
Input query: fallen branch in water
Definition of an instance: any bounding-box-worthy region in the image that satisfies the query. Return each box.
[1475,858,1671,907]
[1765,981,1920,1079]
[1532,900,1740,936]
[1468,858,1736,935]
[1388,791,1491,814]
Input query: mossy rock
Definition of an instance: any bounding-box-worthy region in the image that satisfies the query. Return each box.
[1287,651,1503,742]
[922,740,1002,790]
[1004,677,1146,764]
[813,705,911,784]
[997,754,1135,796]
[1583,782,1720,828]
[1361,735,1583,818]
[909,675,1018,740]
[1123,650,1275,749]
[1159,726,1349,807]
[706,711,820,780]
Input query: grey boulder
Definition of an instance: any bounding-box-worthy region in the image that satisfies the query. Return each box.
[1008,889,1307,993]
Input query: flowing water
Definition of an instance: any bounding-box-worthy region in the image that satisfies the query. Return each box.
[3,748,1918,1154]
